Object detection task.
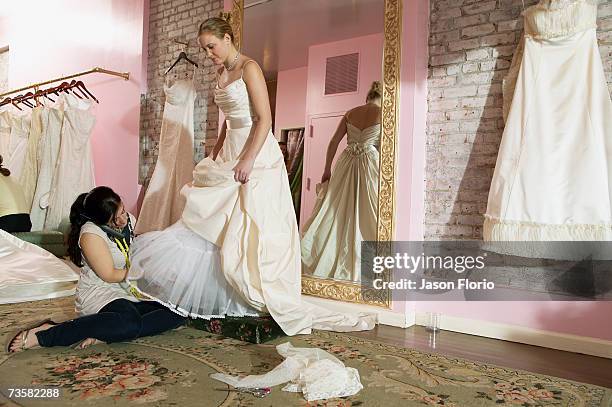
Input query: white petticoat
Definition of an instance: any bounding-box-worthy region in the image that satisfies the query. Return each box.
[127,221,260,319]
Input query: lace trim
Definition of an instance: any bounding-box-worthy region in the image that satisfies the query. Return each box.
[127,284,263,320]
[536,0,598,10]
[524,0,597,39]
[483,216,612,241]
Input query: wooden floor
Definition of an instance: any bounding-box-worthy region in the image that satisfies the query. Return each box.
[346,325,612,388]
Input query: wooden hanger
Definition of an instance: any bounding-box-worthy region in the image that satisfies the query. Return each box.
[165,51,198,76]
[74,80,99,103]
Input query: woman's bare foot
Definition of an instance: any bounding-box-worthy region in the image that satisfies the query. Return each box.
[8,323,54,353]
[74,338,104,349]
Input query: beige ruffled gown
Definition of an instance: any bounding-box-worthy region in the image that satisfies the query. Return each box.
[129,64,376,335]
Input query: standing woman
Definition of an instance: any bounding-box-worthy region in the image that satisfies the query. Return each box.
[5,187,185,352]
[129,17,375,335]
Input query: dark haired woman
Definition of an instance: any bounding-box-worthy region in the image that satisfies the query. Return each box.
[5,186,185,353]
[0,155,31,233]
[128,17,376,336]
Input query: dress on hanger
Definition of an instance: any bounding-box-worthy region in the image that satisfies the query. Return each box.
[30,107,64,231]
[129,61,376,335]
[19,107,43,208]
[135,73,196,234]
[0,111,30,180]
[485,0,612,241]
[44,94,96,231]
[301,120,380,281]
[0,111,12,164]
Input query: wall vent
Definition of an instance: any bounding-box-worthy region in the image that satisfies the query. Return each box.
[324,52,359,95]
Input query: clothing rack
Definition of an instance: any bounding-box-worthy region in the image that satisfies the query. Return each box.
[0,67,130,99]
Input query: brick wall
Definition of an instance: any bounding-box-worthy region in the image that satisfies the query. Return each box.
[426,0,612,239]
[140,0,224,183]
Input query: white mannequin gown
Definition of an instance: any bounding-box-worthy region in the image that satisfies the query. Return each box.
[485,0,612,241]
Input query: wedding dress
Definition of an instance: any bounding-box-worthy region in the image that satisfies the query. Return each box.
[301,121,380,281]
[135,75,196,234]
[19,107,43,207]
[29,107,63,231]
[0,229,78,304]
[485,0,612,241]
[44,94,96,230]
[0,111,30,180]
[129,61,376,335]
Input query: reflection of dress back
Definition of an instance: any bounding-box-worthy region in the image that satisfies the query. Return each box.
[301,120,381,282]
[345,122,380,155]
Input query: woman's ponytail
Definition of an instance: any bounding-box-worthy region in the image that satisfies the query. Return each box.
[67,187,122,267]
[67,193,88,266]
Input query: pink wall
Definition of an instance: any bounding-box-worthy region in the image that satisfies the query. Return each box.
[2,1,145,213]
[274,67,308,137]
[417,301,612,341]
[392,0,429,313]
[395,0,612,341]
[306,33,383,117]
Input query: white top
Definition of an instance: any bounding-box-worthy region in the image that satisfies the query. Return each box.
[75,213,139,315]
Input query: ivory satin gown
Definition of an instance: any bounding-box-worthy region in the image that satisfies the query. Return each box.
[301,121,380,281]
[485,0,612,241]
[129,62,376,335]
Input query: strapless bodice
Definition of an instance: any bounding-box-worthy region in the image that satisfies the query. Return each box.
[524,0,597,40]
[214,77,255,122]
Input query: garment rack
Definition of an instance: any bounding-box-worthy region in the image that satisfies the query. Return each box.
[0,67,130,99]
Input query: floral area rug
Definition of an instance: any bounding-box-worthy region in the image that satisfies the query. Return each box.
[0,297,610,406]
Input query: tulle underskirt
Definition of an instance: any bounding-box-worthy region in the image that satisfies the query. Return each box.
[128,221,262,319]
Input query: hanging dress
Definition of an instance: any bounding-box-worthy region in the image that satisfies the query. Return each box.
[19,106,44,208]
[30,107,64,231]
[484,0,612,241]
[44,94,96,231]
[2,112,30,180]
[135,73,196,234]
[129,61,376,335]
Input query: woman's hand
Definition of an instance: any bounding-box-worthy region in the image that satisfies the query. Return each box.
[321,169,331,184]
[233,158,255,184]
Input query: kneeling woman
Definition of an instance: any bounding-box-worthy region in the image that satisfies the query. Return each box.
[6,186,185,353]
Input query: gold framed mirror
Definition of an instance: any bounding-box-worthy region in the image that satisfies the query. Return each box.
[229,0,401,308]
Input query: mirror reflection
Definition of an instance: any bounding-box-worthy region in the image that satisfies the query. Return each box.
[243,0,384,283]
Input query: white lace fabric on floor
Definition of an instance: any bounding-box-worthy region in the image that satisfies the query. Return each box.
[211,342,363,401]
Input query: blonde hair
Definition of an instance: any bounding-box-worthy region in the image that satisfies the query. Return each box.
[366,81,382,103]
[198,17,234,44]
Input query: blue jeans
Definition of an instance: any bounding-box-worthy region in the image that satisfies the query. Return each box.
[36,299,186,347]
